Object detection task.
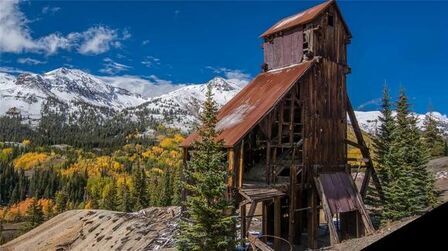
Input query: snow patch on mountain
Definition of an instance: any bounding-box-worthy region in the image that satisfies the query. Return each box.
[0,68,147,119]
[1,68,447,135]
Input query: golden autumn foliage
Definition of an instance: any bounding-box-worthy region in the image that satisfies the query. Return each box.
[61,156,123,177]
[13,152,50,170]
[143,134,184,172]
[0,198,55,222]
[0,147,14,161]
[22,139,31,147]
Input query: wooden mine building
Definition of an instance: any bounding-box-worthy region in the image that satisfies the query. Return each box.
[182,0,383,249]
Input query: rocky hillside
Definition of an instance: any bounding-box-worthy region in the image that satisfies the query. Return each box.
[1,207,180,251]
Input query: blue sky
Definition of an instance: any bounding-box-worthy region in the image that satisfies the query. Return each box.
[0,0,447,114]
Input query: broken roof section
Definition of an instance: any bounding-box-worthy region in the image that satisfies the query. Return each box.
[260,0,350,38]
[181,60,315,148]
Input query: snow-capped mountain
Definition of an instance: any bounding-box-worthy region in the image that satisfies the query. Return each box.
[0,68,146,120]
[1,67,447,135]
[354,110,448,136]
[129,77,242,129]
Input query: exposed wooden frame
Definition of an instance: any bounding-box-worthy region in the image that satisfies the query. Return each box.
[346,97,384,201]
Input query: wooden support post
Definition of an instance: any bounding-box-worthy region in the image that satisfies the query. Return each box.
[346,97,384,201]
[288,164,297,244]
[262,202,268,242]
[307,188,318,249]
[246,202,258,233]
[289,91,296,146]
[266,114,273,184]
[314,177,340,245]
[347,174,375,234]
[239,140,244,188]
[274,197,281,251]
[228,149,235,189]
[241,204,247,241]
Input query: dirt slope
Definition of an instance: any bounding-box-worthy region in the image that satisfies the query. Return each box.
[1,207,180,251]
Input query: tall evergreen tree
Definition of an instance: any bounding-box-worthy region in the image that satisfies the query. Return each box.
[118,181,132,212]
[131,167,149,210]
[177,86,236,251]
[373,86,395,186]
[444,140,448,156]
[383,89,435,221]
[422,110,444,157]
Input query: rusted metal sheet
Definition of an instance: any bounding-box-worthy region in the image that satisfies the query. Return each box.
[263,26,304,70]
[260,0,332,38]
[181,60,314,148]
[318,172,359,215]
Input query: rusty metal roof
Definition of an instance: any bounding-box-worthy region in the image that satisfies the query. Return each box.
[181,60,315,148]
[318,172,359,214]
[260,0,350,38]
[261,0,333,37]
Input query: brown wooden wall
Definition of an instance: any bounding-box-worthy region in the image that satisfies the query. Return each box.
[263,5,349,71]
[310,5,348,66]
[300,59,347,170]
[263,26,304,71]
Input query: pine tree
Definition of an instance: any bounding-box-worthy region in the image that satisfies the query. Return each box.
[382,89,435,221]
[131,167,149,210]
[373,86,395,186]
[23,198,44,231]
[55,190,68,213]
[118,182,132,212]
[102,180,118,210]
[444,140,448,156]
[422,110,444,157]
[177,85,236,251]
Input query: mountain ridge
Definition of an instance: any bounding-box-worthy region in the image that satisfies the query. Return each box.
[1,68,447,135]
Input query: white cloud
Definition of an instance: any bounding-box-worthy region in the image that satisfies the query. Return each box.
[142,40,150,46]
[99,58,131,75]
[357,97,382,110]
[98,75,184,98]
[0,1,128,55]
[77,26,120,55]
[17,57,46,65]
[0,66,30,74]
[206,66,251,86]
[42,6,60,15]
[0,0,36,53]
[141,56,160,68]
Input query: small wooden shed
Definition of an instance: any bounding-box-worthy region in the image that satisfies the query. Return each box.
[182,0,382,249]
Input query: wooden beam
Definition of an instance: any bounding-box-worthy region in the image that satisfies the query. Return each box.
[288,165,297,244]
[246,202,258,233]
[266,114,273,184]
[274,197,281,251]
[347,173,375,234]
[314,177,340,245]
[307,187,318,249]
[262,202,268,243]
[248,235,274,251]
[241,205,247,240]
[345,139,366,150]
[347,97,384,201]
[239,140,244,188]
[228,149,235,189]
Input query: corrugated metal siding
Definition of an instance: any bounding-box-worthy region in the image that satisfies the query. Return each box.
[263,27,304,70]
[319,172,358,214]
[181,60,315,148]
